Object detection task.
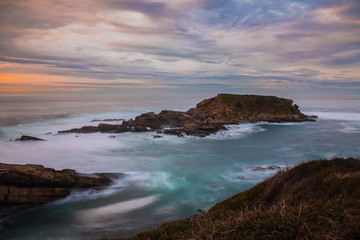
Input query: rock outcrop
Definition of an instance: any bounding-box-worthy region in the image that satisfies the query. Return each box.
[16,135,45,141]
[188,94,311,124]
[0,163,114,204]
[58,94,315,137]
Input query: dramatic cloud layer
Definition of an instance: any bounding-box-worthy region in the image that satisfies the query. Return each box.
[0,0,359,93]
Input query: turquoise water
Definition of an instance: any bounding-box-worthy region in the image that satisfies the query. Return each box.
[0,95,359,239]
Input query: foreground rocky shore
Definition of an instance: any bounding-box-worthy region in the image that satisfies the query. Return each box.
[59,94,316,137]
[0,163,116,204]
[115,157,359,240]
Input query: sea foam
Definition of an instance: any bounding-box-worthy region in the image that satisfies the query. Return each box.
[306,111,360,121]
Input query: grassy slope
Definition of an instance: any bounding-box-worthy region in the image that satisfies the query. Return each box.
[116,158,360,240]
[216,94,298,115]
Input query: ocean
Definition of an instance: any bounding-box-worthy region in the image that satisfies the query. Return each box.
[0,94,359,239]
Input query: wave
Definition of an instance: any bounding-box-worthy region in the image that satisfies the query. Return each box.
[222,164,287,183]
[51,177,130,205]
[75,195,158,228]
[257,121,312,126]
[211,123,266,139]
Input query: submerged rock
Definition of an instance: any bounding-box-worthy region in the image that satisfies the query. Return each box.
[251,165,282,171]
[58,124,125,134]
[91,118,124,122]
[16,135,45,141]
[0,163,114,204]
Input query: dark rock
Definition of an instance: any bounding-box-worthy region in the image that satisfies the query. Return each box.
[157,110,194,127]
[306,115,318,121]
[95,173,125,179]
[0,163,114,204]
[97,123,118,133]
[251,165,282,171]
[16,135,45,141]
[130,125,149,132]
[0,186,70,204]
[102,118,124,122]
[153,135,163,138]
[108,135,116,138]
[58,124,125,134]
[122,110,194,131]
[58,126,98,134]
[163,129,182,136]
[91,118,124,122]
[45,132,52,135]
[236,175,246,180]
[74,173,113,188]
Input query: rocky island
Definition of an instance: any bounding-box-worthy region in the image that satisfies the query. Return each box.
[59,94,316,137]
[0,163,116,204]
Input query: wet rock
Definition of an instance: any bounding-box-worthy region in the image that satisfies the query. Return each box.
[153,135,163,138]
[95,173,125,179]
[16,135,45,141]
[97,123,120,133]
[163,128,182,136]
[58,126,98,134]
[108,135,116,138]
[0,186,70,204]
[0,163,114,204]
[103,118,124,122]
[251,165,282,171]
[91,118,124,122]
[122,110,193,131]
[236,175,247,180]
[58,124,125,134]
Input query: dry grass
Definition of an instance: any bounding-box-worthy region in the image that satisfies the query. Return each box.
[109,158,360,240]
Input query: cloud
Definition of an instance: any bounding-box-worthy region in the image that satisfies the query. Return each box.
[0,0,359,93]
[100,0,180,19]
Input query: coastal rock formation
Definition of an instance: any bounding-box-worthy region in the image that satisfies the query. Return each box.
[0,163,113,204]
[58,94,315,137]
[188,94,311,124]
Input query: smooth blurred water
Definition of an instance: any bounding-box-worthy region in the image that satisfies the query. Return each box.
[0,95,359,239]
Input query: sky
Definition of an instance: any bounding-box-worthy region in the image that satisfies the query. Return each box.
[0,0,359,96]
